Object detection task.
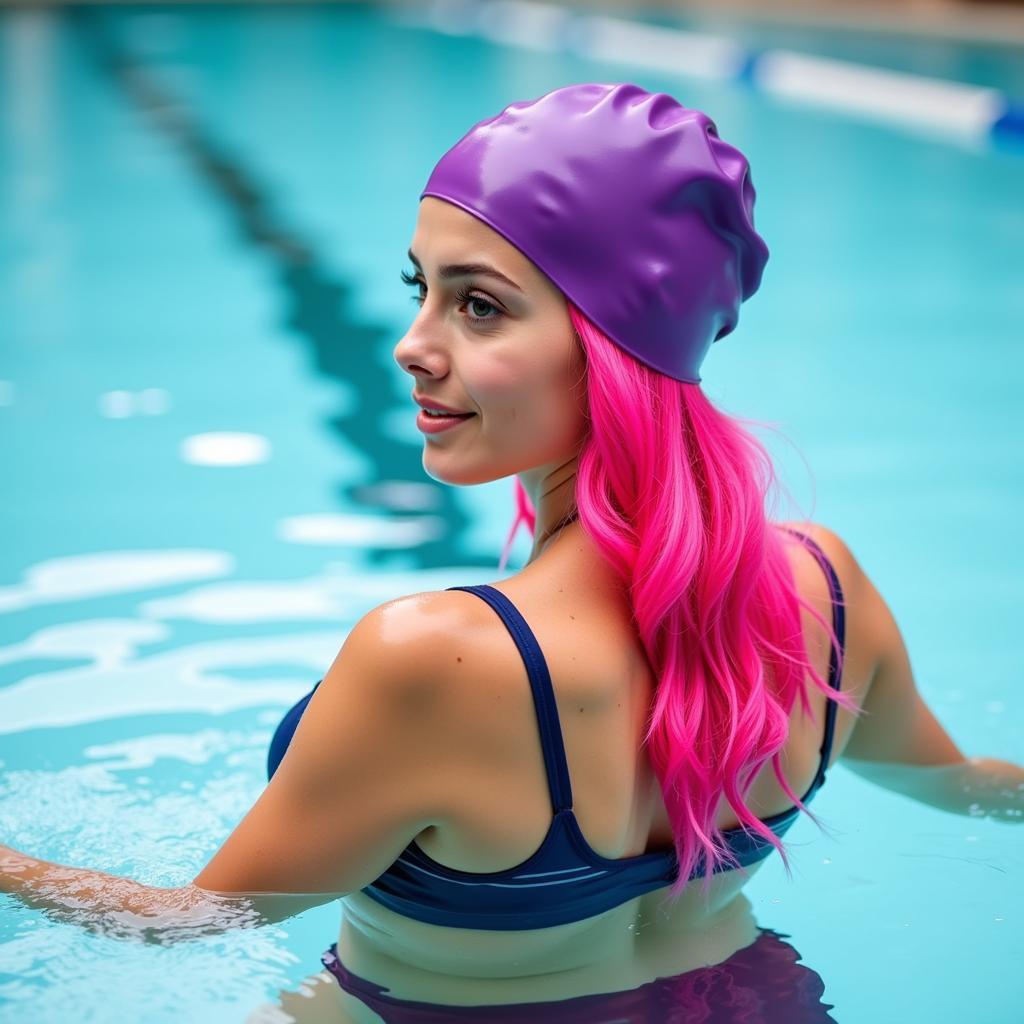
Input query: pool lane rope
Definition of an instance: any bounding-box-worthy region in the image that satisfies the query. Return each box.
[389,0,1024,150]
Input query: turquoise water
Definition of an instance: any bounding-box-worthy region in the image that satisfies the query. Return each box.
[1,3,1021,1021]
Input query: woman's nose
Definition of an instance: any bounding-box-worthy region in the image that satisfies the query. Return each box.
[393,321,448,379]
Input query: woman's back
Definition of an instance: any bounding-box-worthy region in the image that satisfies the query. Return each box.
[331,518,873,1010]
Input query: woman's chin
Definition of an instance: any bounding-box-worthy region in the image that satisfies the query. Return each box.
[422,455,508,488]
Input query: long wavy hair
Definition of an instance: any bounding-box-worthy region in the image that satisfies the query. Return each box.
[498,303,862,905]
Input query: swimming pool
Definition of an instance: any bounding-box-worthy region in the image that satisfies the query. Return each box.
[1,2,1021,1021]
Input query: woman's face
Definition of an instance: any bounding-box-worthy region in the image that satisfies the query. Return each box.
[394,197,587,486]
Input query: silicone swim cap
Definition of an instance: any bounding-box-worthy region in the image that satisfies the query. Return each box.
[421,82,769,384]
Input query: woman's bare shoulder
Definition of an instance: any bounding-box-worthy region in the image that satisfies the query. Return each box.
[375,586,511,643]
[775,519,880,706]
[775,520,872,623]
[355,587,516,695]
[776,519,860,574]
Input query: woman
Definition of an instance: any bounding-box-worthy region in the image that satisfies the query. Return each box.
[2,83,1020,1023]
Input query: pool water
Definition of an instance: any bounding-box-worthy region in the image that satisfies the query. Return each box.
[1,3,1021,1022]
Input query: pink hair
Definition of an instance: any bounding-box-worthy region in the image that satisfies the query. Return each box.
[498,303,862,905]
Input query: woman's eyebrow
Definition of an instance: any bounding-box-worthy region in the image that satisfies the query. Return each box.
[407,250,523,293]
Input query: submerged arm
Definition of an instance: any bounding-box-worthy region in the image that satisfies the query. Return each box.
[0,844,333,945]
[841,757,1024,821]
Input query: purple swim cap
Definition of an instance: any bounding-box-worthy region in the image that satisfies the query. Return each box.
[421,82,769,384]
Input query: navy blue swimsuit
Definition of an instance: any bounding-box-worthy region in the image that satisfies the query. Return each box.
[267,528,845,930]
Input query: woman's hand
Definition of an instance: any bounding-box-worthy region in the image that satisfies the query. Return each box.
[958,758,1024,822]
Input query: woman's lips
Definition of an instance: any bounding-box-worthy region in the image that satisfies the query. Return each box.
[416,410,476,434]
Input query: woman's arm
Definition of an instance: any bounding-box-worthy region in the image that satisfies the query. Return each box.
[839,757,1024,821]
[817,526,1024,821]
[0,595,466,943]
[0,845,317,944]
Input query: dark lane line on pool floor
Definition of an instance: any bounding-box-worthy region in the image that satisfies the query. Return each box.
[69,6,486,574]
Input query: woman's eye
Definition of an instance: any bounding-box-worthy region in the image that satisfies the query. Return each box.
[400,269,426,305]
[453,286,502,323]
[399,270,503,324]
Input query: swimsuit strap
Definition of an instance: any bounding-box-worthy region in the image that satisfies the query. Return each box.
[446,584,574,813]
[780,526,847,791]
[447,527,846,813]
